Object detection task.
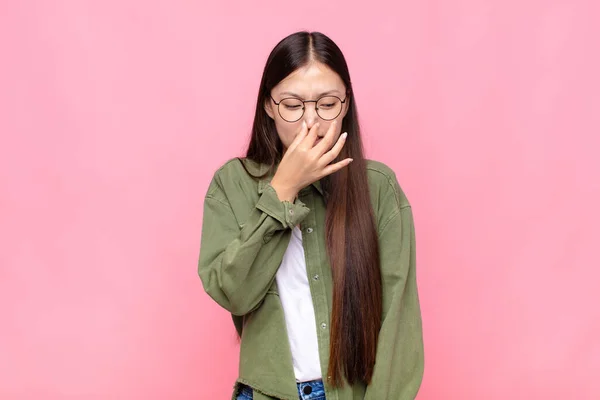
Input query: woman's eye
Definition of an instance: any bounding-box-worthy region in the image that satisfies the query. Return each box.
[284,105,301,109]
[320,103,335,108]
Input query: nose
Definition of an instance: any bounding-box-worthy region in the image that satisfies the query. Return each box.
[302,102,319,129]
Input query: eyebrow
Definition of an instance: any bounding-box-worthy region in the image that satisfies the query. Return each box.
[278,89,342,99]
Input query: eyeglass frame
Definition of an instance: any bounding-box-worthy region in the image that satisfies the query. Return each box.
[269,92,349,123]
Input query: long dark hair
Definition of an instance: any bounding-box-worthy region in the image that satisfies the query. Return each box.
[239,31,382,388]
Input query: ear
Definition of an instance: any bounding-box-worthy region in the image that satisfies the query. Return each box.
[341,92,351,119]
[264,97,275,120]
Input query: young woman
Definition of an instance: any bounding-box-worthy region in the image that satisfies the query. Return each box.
[198,31,424,400]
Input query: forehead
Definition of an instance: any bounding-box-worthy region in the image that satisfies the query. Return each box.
[274,62,345,97]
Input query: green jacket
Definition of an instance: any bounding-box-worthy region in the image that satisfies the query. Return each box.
[198,157,424,400]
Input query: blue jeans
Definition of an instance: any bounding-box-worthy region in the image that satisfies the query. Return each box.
[236,378,326,400]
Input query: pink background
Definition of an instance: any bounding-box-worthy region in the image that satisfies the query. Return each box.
[1,1,599,399]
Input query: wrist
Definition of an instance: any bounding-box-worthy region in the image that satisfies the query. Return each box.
[270,180,298,202]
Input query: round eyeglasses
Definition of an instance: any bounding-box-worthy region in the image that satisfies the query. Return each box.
[269,94,348,123]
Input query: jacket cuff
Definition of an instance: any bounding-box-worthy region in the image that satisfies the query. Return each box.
[256,183,310,229]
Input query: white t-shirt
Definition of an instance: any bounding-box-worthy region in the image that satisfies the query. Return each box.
[275,225,322,382]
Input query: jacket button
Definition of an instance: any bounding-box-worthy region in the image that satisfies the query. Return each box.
[289,209,294,215]
[306,227,313,233]
[321,322,327,329]
[303,385,312,395]
[313,274,319,280]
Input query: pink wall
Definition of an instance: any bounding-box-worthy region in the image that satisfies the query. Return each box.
[1,1,599,399]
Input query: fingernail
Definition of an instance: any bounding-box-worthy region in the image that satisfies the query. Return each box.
[302,121,307,129]
[341,132,348,139]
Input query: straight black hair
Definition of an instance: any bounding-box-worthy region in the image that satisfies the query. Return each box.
[239,31,382,388]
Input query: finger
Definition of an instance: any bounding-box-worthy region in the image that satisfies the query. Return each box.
[288,121,309,152]
[299,122,320,150]
[321,158,353,177]
[319,131,348,166]
[313,119,339,155]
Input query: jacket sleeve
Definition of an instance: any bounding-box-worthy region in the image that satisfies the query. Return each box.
[198,173,310,316]
[363,205,424,400]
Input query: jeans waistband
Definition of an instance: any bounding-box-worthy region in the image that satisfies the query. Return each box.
[296,378,325,400]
